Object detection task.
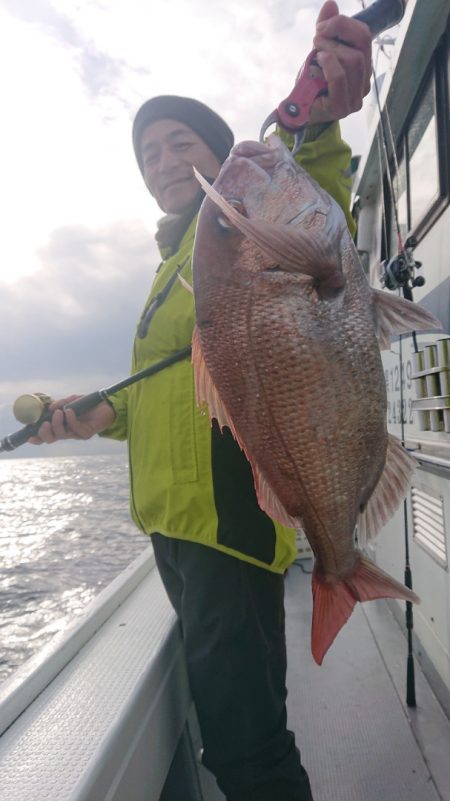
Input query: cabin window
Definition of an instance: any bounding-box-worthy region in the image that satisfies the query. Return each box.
[384,34,449,255]
[407,73,440,229]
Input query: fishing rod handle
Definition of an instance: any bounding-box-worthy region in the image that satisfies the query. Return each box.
[64,391,109,417]
[0,391,107,452]
[353,0,406,38]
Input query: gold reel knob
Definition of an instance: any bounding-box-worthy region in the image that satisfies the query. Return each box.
[12,393,54,424]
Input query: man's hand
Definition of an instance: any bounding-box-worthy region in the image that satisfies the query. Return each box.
[29,396,116,445]
[309,0,372,125]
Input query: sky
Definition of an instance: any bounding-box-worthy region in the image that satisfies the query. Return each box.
[0,0,383,458]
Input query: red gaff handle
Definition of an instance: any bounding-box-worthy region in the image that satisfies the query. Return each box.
[276,51,327,131]
[275,0,406,132]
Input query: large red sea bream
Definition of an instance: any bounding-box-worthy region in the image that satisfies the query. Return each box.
[191,135,440,665]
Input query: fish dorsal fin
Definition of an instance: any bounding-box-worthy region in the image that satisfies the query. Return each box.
[194,167,344,290]
[357,434,416,544]
[192,326,298,529]
[192,325,235,433]
[253,469,299,529]
[372,289,441,350]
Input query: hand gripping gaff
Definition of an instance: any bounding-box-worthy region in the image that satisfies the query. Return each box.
[259,0,407,155]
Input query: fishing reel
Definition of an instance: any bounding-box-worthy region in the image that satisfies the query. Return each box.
[0,393,56,453]
[380,236,425,301]
[12,393,54,425]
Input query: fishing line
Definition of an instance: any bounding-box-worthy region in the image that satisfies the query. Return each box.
[376,126,389,257]
[362,6,418,706]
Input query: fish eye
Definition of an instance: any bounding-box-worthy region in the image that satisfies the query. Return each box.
[227,198,245,212]
[215,197,245,232]
[217,214,234,230]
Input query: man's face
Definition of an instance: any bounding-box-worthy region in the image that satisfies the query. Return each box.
[141,119,222,214]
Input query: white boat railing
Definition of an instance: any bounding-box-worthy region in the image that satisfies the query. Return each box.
[0,547,204,801]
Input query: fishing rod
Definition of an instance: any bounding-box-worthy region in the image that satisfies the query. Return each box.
[0,346,192,453]
[367,0,418,707]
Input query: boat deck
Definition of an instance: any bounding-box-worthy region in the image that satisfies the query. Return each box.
[199,559,450,801]
[0,550,449,801]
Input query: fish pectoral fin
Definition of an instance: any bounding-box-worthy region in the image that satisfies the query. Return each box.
[357,434,416,544]
[194,166,344,286]
[312,553,419,665]
[372,289,441,350]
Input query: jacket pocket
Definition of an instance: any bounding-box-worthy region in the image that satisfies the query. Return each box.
[169,363,199,484]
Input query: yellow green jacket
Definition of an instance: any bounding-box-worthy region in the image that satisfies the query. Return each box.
[102,123,355,573]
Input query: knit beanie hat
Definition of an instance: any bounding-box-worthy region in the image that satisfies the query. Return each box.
[132,95,234,175]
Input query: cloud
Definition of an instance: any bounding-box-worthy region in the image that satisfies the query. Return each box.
[0,217,160,456]
[1,219,158,383]
[268,0,318,31]
[0,0,150,117]
[0,0,79,45]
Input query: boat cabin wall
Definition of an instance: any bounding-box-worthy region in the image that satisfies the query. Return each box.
[353,0,450,711]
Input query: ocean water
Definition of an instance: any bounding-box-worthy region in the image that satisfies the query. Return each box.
[0,453,149,684]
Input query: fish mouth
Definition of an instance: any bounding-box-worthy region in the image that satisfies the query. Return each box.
[232,140,271,158]
[230,135,287,172]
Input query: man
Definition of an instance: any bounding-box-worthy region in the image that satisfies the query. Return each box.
[33,3,372,799]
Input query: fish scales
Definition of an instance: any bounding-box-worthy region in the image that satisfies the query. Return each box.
[212,272,384,570]
[191,135,440,664]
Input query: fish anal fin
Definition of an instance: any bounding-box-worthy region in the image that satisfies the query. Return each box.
[357,434,416,544]
[312,553,419,665]
[372,289,441,350]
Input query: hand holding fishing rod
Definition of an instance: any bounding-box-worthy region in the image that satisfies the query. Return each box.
[0,346,192,453]
[28,393,116,447]
[0,390,116,452]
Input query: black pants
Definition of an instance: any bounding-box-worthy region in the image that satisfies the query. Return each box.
[152,534,314,801]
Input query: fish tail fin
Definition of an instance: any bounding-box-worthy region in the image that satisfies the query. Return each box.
[311,572,357,666]
[311,553,419,665]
